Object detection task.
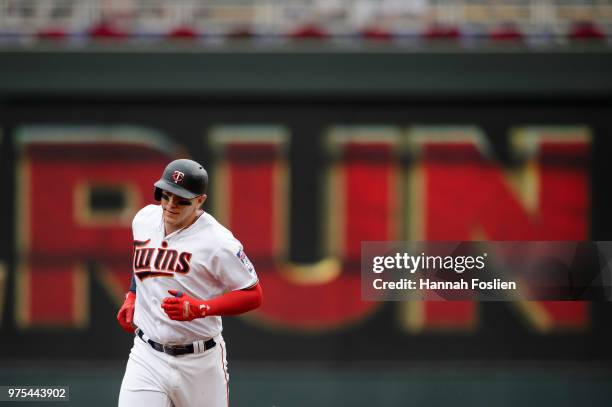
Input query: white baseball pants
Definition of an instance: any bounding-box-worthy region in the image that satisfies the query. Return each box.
[118,334,229,407]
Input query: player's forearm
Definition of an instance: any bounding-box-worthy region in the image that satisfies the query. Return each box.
[205,282,263,316]
[162,283,263,321]
[128,275,137,294]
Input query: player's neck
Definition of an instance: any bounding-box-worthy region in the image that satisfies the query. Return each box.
[164,210,204,236]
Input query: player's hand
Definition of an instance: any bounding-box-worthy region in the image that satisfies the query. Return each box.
[117,291,136,333]
[161,289,210,321]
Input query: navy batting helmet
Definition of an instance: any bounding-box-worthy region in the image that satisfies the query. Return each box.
[154,159,208,201]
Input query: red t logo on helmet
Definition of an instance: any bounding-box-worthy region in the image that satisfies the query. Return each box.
[172,170,185,183]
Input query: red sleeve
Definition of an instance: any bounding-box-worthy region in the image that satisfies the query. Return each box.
[205,282,263,316]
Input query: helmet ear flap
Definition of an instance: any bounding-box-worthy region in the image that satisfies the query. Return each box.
[154,187,162,201]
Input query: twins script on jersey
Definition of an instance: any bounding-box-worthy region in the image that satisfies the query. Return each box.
[132,205,258,345]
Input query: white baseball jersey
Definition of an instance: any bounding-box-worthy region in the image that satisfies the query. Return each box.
[131,204,258,345]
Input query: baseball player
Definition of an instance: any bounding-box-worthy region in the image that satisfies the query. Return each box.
[116,159,263,407]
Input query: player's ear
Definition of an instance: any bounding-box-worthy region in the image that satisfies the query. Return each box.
[199,194,207,205]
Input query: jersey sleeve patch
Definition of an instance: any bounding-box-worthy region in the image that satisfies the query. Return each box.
[235,249,255,275]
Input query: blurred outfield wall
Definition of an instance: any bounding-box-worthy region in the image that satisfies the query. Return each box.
[0,47,612,406]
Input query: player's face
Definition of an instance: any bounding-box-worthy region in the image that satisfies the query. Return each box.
[160,190,206,228]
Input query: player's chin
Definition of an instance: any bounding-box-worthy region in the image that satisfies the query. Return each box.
[162,210,180,222]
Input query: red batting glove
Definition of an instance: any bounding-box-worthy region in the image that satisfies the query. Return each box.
[117,291,136,333]
[161,289,210,322]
